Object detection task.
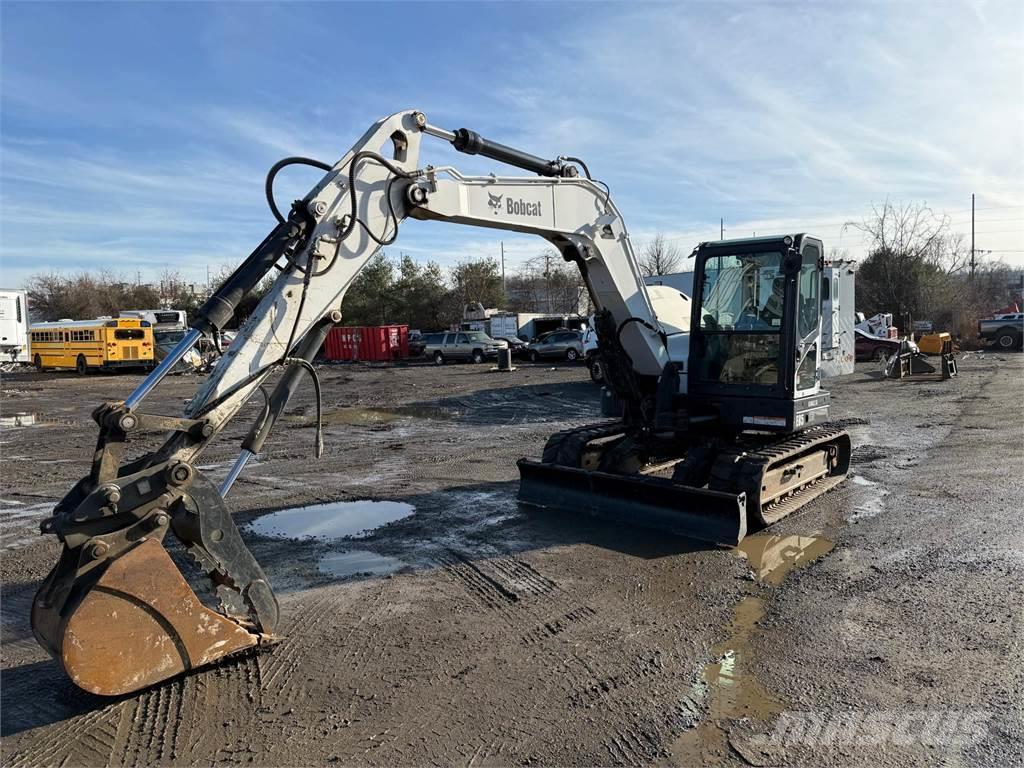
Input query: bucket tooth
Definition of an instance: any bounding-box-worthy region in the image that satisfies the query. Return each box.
[33,538,263,696]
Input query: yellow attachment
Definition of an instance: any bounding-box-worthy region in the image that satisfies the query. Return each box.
[917,332,952,355]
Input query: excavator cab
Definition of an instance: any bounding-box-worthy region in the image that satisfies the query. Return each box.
[687,234,831,432]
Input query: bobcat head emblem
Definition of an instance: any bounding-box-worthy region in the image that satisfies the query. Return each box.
[487,192,503,214]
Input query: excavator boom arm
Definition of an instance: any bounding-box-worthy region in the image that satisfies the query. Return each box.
[32,109,686,696]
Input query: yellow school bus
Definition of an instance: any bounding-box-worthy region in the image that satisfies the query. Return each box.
[29,317,156,374]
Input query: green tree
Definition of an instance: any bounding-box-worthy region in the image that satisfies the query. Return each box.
[392,255,450,329]
[340,250,396,326]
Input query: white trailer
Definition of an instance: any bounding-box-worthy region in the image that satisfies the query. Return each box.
[820,260,856,377]
[488,313,522,339]
[0,289,30,363]
[643,271,694,297]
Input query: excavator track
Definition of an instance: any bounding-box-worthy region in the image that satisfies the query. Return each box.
[709,425,852,527]
[520,423,851,544]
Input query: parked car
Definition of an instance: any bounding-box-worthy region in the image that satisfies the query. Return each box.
[423,331,507,364]
[408,331,430,357]
[527,330,584,362]
[854,329,918,361]
[978,313,1023,350]
[494,335,529,357]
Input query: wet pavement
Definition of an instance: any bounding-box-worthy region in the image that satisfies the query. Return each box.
[1,353,1021,767]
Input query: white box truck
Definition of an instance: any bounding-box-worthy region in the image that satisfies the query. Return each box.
[0,289,30,363]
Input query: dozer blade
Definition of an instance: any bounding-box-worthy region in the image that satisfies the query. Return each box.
[32,538,265,696]
[517,459,747,546]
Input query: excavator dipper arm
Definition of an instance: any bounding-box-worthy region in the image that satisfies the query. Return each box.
[32,110,683,695]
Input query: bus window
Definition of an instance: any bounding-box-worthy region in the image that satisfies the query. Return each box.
[115,329,145,340]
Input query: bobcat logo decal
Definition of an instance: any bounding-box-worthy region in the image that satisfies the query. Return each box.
[487,192,503,214]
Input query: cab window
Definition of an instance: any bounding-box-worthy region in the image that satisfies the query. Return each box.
[798,246,821,340]
[695,251,783,387]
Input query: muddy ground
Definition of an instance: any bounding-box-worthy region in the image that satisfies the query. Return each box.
[1,353,1021,767]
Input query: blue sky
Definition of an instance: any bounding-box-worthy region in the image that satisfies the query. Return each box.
[2,1,1022,289]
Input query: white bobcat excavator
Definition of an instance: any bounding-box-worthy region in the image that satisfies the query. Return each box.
[31,110,850,696]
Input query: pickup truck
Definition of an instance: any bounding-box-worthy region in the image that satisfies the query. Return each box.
[978,313,1023,350]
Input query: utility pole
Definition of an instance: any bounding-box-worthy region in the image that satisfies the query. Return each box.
[970,193,976,277]
[720,218,724,240]
[500,241,506,298]
[544,250,552,314]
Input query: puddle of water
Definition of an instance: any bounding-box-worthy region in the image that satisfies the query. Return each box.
[670,596,785,762]
[704,597,784,719]
[735,534,835,586]
[318,550,406,578]
[246,500,415,540]
[0,413,75,429]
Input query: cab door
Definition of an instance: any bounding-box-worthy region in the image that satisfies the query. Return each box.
[794,240,822,397]
[453,333,471,358]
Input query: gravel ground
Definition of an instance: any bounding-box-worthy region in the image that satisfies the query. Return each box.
[1,352,1020,766]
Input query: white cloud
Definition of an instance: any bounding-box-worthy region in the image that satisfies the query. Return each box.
[2,0,1022,293]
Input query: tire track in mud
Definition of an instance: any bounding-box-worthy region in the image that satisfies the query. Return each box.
[259,583,386,707]
[435,550,523,622]
[9,646,271,767]
[258,588,347,694]
[9,704,122,768]
[436,548,685,766]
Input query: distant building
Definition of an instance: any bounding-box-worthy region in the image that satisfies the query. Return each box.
[643,271,694,297]
[505,283,590,316]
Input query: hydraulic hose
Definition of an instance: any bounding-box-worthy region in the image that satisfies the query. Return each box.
[265,156,334,224]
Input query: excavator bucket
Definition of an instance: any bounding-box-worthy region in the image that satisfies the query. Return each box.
[517,460,748,546]
[32,538,266,696]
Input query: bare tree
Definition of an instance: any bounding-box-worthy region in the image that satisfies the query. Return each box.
[25,271,161,322]
[847,201,956,327]
[507,251,587,314]
[849,200,1015,337]
[638,233,683,277]
[847,200,949,263]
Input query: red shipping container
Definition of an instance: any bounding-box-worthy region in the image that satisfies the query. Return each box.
[323,325,408,362]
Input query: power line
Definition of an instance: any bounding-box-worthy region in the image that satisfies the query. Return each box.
[966,228,1024,235]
